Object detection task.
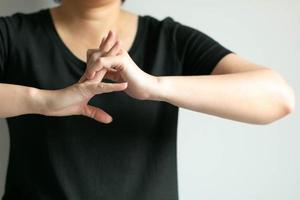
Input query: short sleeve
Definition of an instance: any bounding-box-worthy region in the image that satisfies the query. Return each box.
[172,20,233,75]
[0,17,9,82]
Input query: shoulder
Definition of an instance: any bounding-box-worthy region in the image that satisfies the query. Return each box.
[1,9,46,24]
[0,8,50,53]
[0,9,49,37]
[136,14,188,48]
[139,14,205,43]
[139,14,181,33]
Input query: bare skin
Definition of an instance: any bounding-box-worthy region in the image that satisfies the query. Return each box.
[50,0,138,62]
[0,0,296,124]
[0,32,125,123]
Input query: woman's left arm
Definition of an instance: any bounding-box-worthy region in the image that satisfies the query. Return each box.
[153,53,295,125]
[82,48,295,125]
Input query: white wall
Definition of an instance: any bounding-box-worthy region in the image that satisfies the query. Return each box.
[1,0,299,199]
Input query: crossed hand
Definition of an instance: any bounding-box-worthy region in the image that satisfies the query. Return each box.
[41,31,157,123]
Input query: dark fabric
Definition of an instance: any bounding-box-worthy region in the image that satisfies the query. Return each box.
[0,8,232,200]
[0,17,8,81]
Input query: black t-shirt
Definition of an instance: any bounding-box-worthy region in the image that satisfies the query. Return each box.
[0,8,232,200]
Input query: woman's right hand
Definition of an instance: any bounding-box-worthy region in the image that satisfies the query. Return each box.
[39,71,127,123]
[39,31,126,123]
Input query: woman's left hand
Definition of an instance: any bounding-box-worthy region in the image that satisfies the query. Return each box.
[80,45,160,100]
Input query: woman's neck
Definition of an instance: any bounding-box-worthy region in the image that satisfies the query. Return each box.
[52,0,123,44]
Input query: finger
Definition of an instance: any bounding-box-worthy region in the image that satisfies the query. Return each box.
[89,68,107,83]
[85,42,118,78]
[87,35,107,61]
[81,104,113,123]
[85,51,106,79]
[86,31,115,62]
[96,82,128,94]
[99,35,107,50]
[78,68,107,84]
[78,67,106,84]
[86,55,124,80]
[105,40,120,57]
[101,30,116,53]
[87,50,104,70]
[103,73,118,82]
[87,35,110,65]
[87,49,98,61]
[104,71,121,82]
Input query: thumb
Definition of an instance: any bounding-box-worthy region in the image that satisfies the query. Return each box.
[81,104,113,123]
[95,82,128,94]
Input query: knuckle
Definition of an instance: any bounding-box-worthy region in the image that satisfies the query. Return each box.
[81,105,89,116]
[89,109,97,119]
[83,106,96,119]
[96,57,103,64]
[98,83,105,90]
[91,53,99,61]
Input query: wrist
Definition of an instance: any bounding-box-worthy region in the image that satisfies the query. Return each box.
[28,87,55,115]
[147,76,168,102]
[27,87,45,115]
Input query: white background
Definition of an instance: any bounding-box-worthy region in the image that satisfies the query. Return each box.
[1,0,299,199]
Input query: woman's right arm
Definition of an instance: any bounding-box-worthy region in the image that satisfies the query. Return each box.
[0,83,43,117]
[0,73,127,123]
[0,30,126,123]
[0,17,42,118]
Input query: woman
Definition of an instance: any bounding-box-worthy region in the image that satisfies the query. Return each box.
[0,0,295,199]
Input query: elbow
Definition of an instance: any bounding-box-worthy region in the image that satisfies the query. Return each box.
[278,84,296,117]
[283,85,296,114]
[258,84,296,125]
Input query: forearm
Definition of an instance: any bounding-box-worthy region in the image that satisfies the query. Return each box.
[153,68,295,125]
[0,83,43,118]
